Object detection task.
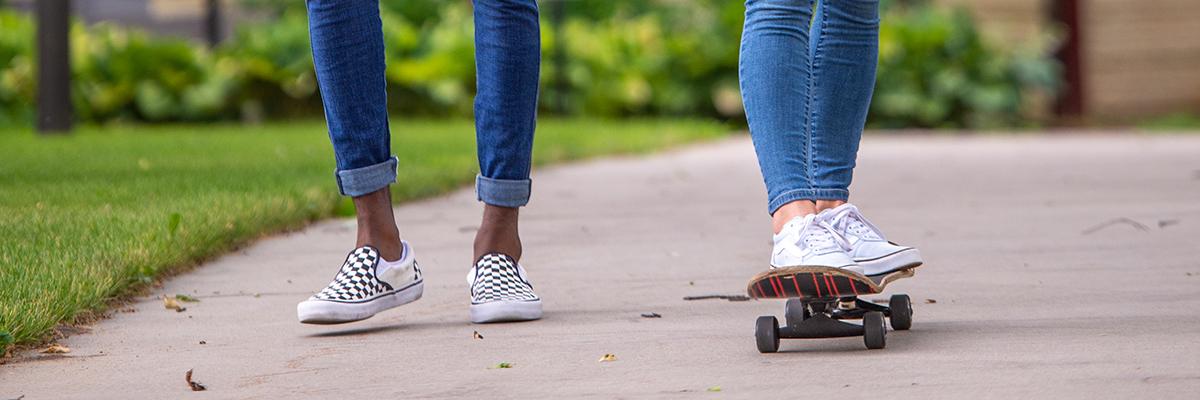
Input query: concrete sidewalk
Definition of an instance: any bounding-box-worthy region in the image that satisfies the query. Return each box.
[3,133,1199,399]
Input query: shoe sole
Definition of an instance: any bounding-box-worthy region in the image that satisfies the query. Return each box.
[470,300,543,324]
[297,281,424,325]
[860,248,923,277]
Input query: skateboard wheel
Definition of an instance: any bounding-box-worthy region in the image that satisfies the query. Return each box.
[784,298,809,326]
[755,316,780,353]
[889,294,912,331]
[863,311,886,350]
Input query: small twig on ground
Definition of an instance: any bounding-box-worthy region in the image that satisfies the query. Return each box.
[1081,217,1149,235]
[683,294,750,302]
[641,312,662,318]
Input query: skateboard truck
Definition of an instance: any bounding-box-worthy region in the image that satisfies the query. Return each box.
[755,294,913,353]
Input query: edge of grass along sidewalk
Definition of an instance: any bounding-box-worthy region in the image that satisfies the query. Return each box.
[0,118,730,352]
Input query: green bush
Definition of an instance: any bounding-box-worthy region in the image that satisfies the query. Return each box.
[0,10,34,126]
[0,1,1057,128]
[871,5,1060,128]
[72,23,235,122]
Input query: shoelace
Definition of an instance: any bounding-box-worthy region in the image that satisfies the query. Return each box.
[796,218,852,252]
[826,206,884,241]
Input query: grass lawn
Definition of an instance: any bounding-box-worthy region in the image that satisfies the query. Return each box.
[0,118,729,351]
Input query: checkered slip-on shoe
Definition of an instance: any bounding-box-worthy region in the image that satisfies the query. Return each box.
[297,242,423,324]
[467,253,543,323]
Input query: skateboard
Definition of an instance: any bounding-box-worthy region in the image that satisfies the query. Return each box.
[746,265,918,353]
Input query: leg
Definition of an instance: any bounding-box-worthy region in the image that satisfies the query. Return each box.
[307,0,403,260]
[739,0,829,233]
[298,0,425,324]
[805,1,921,276]
[465,0,544,324]
[471,0,540,262]
[741,0,860,273]
[808,0,879,212]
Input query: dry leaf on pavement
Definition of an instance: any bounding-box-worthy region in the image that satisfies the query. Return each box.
[598,354,617,362]
[163,295,186,312]
[472,331,484,340]
[41,344,70,354]
[185,369,207,391]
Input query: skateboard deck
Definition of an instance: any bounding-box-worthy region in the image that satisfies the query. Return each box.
[747,265,916,300]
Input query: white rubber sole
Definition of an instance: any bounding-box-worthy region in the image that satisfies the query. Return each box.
[859,248,923,277]
[297,281,423,325]
[470,300,543,324]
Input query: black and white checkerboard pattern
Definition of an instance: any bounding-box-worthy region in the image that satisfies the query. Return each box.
[313,246,395,302]
[470,253,539,304]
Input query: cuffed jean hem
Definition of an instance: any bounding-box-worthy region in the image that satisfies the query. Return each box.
[476,174,531,208]
[767,188,850,215]
[336,156,398,197]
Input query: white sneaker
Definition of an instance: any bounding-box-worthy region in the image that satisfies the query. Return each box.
[771,214,863,274]
[297,242,424,324]
[821,203,923,276]
[468,253,543,323]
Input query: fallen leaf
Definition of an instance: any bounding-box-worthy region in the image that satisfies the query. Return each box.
[41,344,70,354]
[493,362,512,369]
[253,293,262,298]
[473,331,484,340]
[185,369,207,391]
[925,299,937,304]
[174,294,199,303]
[163,295,186,312]
[707,386,722,392]
[641,313,662,318]
[598,353,617,362]
[199,341,207,345]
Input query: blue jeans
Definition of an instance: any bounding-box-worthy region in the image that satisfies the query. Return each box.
[739,0,879,214]
[306,0,539,207]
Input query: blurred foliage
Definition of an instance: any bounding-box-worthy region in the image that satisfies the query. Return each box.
[1137,112,1200,131]
[872,3,1060,128]
[0,10,34,127]
[0,0,1058,128]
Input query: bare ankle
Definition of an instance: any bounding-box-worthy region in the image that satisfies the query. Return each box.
[474,205,522,261]
[771,200,818,234]
[353,188,404,261]
[815,199,847,213]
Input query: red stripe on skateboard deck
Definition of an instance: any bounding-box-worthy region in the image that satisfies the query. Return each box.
[811,274,822,297]
[790,274,803,296]
[770,276,783,297]
[849,278,860,296]
[755,281,767,297]
[830,274,842,297]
